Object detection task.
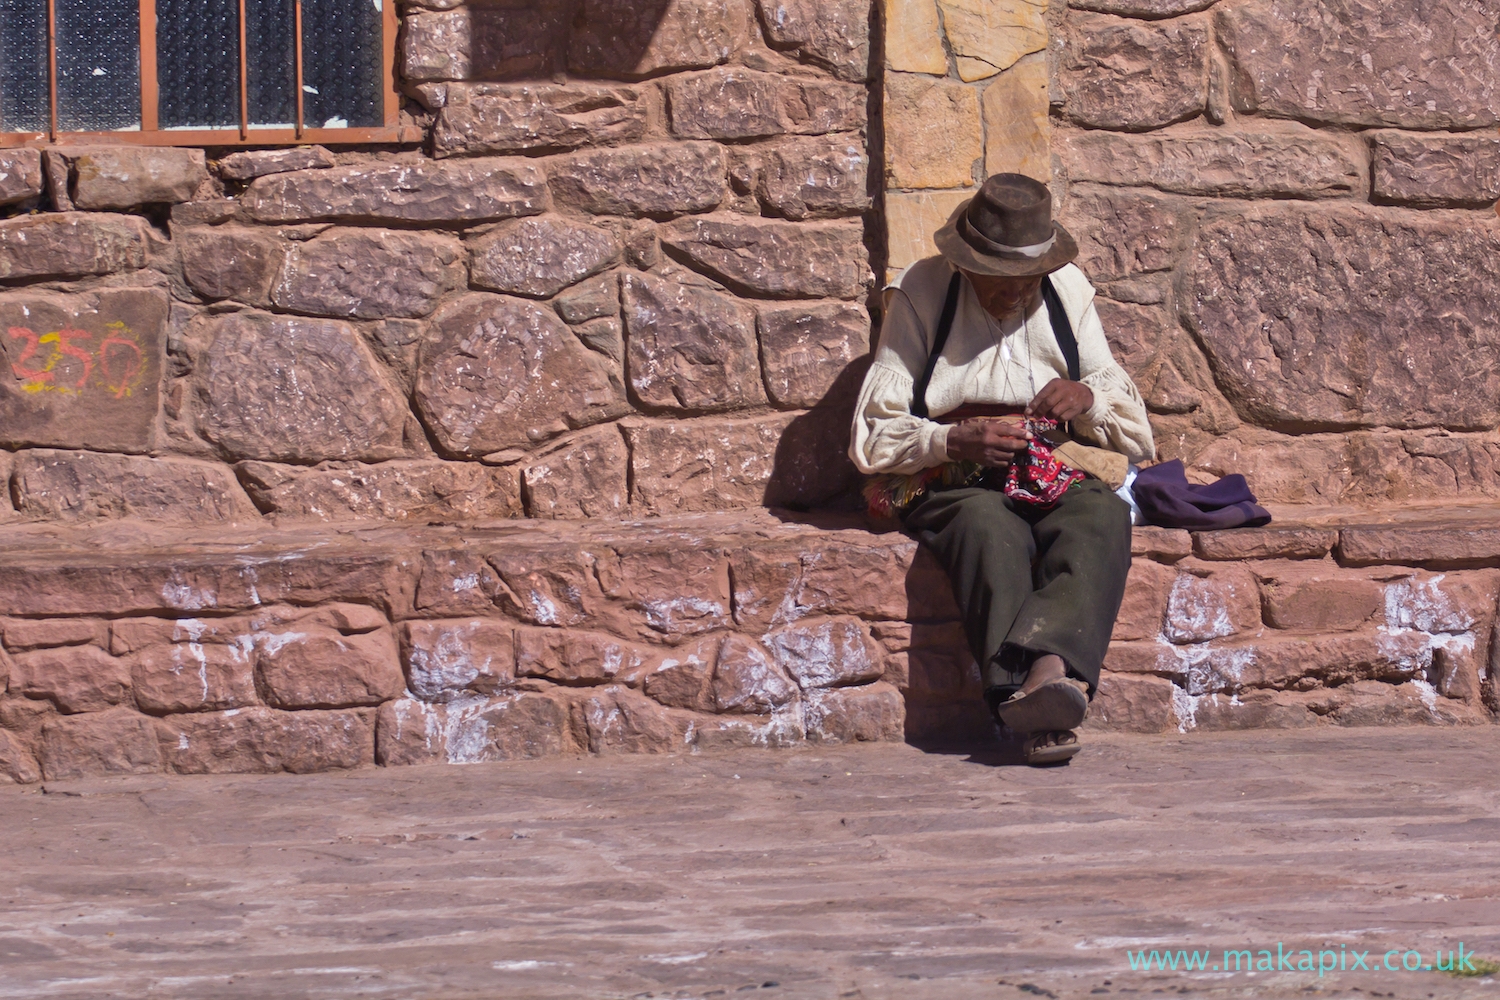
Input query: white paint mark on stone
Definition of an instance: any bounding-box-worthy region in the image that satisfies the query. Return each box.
[1162,642,1257,696]
[1429,631,1476,657]
[713,700,805,747]
[766,619,873,689]
[1411,678,1440,715]
[235,565,263,607]
[393,697,444,755]
[161,579,217,611]
[640,596,724,632]
[1384,574,1471,633]
[188,642,209,702]
[444,695,501,763]
[766,550,823,628]
[252,631,308,657]
[601,644,625,677]
[1170,685,1201,732]
[1374,626,1435,678]
[529,591,560,625]
[408,623,490,700]
[1164,574,1236,644]
[173,618,209,643]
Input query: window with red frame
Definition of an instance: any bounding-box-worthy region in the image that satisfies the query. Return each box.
[0,0,399,145]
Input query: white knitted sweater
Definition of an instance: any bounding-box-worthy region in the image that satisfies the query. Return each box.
[848,256,1156,476]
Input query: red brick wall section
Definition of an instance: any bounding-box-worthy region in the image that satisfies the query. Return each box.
[0,517,921,782]
[0,0,877,528]
[0,516,1495,784]
[1094,527,1497,733]
[1051,0,1500,505]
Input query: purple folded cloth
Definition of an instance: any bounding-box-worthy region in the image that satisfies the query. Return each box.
[1132,459,1272,530]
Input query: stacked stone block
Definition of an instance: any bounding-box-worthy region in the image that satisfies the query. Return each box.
[0,515,916,783]
[1098,523,1496,732]
[1051,0,1500,505]
[2,510,1495,783]
[0,0,878,529]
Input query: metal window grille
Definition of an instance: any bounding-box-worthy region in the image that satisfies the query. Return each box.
[0,0,404,146]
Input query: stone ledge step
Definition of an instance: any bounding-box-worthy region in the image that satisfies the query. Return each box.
[0,505,1496,784]
[1146,502,1500,566]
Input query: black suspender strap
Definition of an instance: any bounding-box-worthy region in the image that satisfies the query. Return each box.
[1041,275,1080,382]
[911,272,1080,419]
[910,271,962,419]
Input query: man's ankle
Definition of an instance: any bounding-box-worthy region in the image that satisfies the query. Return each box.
[1020,653,1067,694]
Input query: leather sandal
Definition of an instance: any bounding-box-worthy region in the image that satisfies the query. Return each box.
[1024,729,1081,766]
[994,677,1088,734]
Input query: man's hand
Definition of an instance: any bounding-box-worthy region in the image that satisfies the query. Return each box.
[945,417,1030,468]
[1027,378,1094,422]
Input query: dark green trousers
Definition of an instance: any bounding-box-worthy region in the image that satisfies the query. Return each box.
[902,480,1133,699]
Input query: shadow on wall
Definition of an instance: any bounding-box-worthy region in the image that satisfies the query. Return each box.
[421,0,687,82]
[764,355,998,742]
[764,355,871,512]
[903,547,997,745]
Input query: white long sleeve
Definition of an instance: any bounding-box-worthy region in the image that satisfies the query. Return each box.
[1068,298,1156,461]
[849,257,1155,475]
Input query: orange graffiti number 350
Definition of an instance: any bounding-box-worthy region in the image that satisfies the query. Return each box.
[6,322,145,399]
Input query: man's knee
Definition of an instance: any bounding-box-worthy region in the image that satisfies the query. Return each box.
[941,491,1031,547]
[1069,482,1131,517]
[951,490,1022,527]
[1058,483,1133,543]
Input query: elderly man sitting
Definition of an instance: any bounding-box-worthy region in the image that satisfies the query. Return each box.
[850,173,1154,765]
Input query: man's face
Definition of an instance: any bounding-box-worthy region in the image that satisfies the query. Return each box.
[964,271,1044,319]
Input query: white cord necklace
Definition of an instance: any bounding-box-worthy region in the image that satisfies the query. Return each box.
[1020,300,1037,401]
[988,299,1037,403]
[976,284,1044,407]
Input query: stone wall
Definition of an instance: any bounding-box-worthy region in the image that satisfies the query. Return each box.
[1051,0,1500,505]
[1100,521,1497,732]
[9,0,1498,521]
[0,516,914,783]
[3,0,1499,786]
[0,0,878,528]
[5,510,1496,783]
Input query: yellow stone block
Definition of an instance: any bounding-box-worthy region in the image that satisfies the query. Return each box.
[884,0,949,75]
[885,189,973,272]
[938,0,1047,82]
[884,74,984,190]
[982,53,1051,181]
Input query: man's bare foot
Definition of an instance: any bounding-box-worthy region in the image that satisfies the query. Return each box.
[1019,653,1068,697]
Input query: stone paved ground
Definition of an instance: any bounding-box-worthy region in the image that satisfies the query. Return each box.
[3,729,1499,1000]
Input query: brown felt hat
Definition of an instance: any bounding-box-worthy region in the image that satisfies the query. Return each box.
[933,173,1078,277]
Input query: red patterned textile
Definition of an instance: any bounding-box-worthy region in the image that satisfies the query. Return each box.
[864,416,1085,517]
[1004,417,1087,507]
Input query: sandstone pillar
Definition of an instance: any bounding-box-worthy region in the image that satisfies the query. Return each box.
[882,0,1051,275]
